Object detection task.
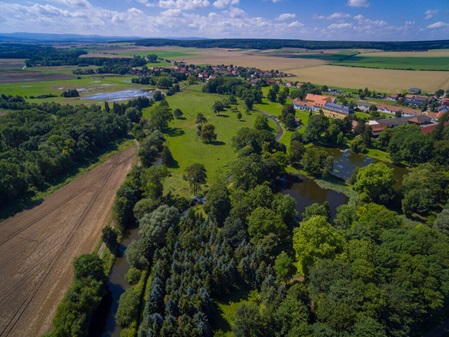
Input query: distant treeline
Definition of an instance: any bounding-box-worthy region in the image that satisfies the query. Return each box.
[134,38,449,51]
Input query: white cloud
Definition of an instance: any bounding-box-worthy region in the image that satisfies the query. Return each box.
[213,0,238,8]
[328,23,353,30]
[315,12,350,20]
[159,0,210,10]
[347,0,369,7]
[276,13,296,21]
[424,9,438,20]
[427,21,449,29]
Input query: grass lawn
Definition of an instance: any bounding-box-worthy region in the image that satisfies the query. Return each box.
[146,84,277,197]
[212,289,260,336]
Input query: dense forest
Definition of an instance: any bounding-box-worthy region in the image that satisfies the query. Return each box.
[0,94,150,210]
[133,38,449,51]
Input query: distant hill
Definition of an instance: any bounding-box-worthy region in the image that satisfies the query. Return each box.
[0,32,142,43]
[133,38,449,51]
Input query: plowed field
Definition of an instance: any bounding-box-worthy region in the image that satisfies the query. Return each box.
[0,146,136,337]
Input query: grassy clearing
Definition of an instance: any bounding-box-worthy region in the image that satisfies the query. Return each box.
[145,84,277,197]
[212,289,260,336]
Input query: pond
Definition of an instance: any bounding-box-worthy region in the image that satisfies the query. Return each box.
[81,89,153,102]
[283,176,349,221]
[90,227,139,337]
[316,146,408,188]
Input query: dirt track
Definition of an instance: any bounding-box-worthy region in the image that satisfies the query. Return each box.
[0,146,137,337]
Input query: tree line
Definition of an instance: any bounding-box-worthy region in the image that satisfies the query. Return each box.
[134,38,449,51]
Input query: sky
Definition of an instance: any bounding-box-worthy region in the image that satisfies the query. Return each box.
[0,0,448,41]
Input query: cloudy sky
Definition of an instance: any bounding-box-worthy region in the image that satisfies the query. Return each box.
[0,0,448,41]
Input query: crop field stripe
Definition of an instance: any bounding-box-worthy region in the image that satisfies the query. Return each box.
[0,153,122,337]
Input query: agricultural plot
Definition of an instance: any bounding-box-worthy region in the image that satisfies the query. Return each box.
[0,146,136,337]
[334,55,449,71]
[290,65,449,93]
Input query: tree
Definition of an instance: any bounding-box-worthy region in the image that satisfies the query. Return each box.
[401,163,449,216]
[233,304,266,337]
[237,111,243,120]
[289,140,305,164]
[353,162,395,205]
[389,124,434,165]
[434,206,449,235]
[305,113,330,143]
[147,54,158,63]
[293,215,345,276]
[200,124,217,143]
[116,289,140,327]
[301,148,333,178]
[184,163,207,195]
[161,146,175,167]
[212,100,225,114]
[280,105,295,123]
[274,251,295,283]
[302,202,330,222]
[73,254,106,282]
[173,108,183,119]
[267,88,277,102]
[101,226,118,250]
[247,207,288,249]
[245,97,254,110]
[254,114,270,131]
[204,184,231,226]
[149,104,173,132]
[187,74,196,85]
[195,112,208,124]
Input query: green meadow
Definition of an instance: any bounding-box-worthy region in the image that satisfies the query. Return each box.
[0,75,148,103]
[120,49,199,59]
[148,84,277,197]
[334,55,449,71]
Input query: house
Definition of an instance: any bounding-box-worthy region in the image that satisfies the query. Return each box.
[409,88,422,94]
[357,103,371,112]
[420,121,449,135]
[440,98,449,107]
[304,93,336,107]
[405,94,429,107]
[322,102,354,119]
[293,98,319,112]
[375,104,422,117]
[368,115,432,136]
[387,94,399,101]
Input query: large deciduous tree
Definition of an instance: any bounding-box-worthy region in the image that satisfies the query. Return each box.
[353,162,395,205]
[184,163,207,195]
[293,215,345,276]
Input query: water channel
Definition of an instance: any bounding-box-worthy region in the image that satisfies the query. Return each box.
[90,227,138,337]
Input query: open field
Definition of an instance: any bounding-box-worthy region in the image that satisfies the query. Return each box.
[152,84,277,197]
[334,55,449,71]
[0,146,136,337]
[289,65,449,93]
[0,75,152,104]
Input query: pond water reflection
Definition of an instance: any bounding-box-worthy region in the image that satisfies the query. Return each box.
[81,89,153,102]
[283,176,349,221]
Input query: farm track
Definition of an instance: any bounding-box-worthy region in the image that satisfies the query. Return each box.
[0,146,136,337]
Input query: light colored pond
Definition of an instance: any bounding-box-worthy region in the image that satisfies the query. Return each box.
[81,89,153,102]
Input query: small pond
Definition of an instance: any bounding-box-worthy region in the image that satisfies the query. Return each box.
[316,146,408,188]
[81,89,153,102]
[283,176,349,221]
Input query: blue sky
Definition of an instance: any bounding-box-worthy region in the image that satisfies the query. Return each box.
[0,0,448,40]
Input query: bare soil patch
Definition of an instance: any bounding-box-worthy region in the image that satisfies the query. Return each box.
[0,146,136,337]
